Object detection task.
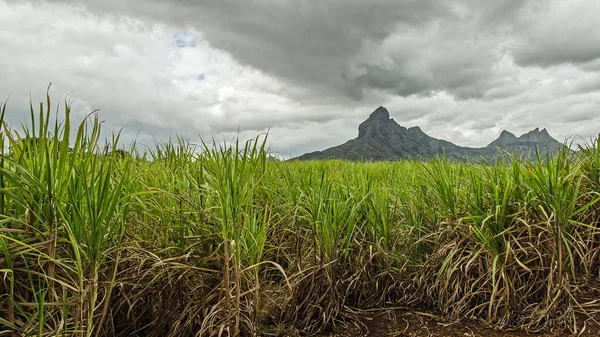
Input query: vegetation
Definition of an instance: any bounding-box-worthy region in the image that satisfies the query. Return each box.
[1,96,599,336]
[296,106,564,162]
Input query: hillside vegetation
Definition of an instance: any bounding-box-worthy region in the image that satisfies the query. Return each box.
[1,97,600,336]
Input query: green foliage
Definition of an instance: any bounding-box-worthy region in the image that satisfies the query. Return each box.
[1,95,600,336]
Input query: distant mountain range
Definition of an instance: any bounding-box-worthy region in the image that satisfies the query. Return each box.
[296,106,564,161]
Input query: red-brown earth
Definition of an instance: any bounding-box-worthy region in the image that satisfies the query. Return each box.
[315,311,600,337]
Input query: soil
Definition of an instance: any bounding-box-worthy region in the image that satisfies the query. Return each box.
[319,310,600,337]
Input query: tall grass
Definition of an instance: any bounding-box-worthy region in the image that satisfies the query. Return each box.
[1,95,600,336]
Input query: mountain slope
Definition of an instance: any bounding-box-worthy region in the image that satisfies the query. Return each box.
[296,106,563,161]
[486,127,563,154]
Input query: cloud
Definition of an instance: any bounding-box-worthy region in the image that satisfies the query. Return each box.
[1,0,600,157]
[0,1,322,147]
[43,0,533,100]
[512,0,600,68]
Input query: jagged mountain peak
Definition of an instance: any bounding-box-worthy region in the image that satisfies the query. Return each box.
[296,107,564,161]
[500,130,517,137]
[357,106,402,138]
[519,127,554,143]
[487,130,518,148]
[369,106,390,120]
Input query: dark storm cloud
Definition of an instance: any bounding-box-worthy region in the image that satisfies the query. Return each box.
[511,0,600,68]
[44,0,533,101]
[4,0,600,157]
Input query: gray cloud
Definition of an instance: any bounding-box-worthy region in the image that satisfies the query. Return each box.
[512,0,600,68]
[43,0,531,100]
[2,0,600,157]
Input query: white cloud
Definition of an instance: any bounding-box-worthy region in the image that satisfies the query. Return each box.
[1,0,599,157]
[0,0,323,153]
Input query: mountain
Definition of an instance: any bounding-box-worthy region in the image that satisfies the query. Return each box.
[296,106,563,161]
[487,130,519,148]
[486,127,563,155]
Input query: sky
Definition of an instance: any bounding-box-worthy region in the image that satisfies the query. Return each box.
[1,0,599,158]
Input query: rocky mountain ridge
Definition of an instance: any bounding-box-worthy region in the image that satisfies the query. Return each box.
[296,106,563,161]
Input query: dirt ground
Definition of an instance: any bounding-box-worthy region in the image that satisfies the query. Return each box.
[320,310,600,337]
